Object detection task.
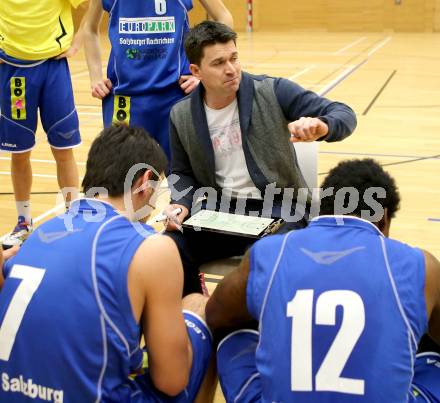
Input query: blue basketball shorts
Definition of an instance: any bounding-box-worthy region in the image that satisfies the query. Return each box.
[410,352,440,402]
[102,84,184,159]
[218,333,440,403]
[124,310,213,402]
[0,58,81,153]
[217,329,261,403]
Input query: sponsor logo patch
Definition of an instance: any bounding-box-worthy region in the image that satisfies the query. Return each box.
[119,17,175,34]
[10,77,26,120]
[112,95,130,125]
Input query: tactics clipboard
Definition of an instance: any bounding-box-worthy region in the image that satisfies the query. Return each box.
[182,209,284,238]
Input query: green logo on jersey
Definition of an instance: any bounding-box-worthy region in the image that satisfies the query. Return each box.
[126,48,139,59]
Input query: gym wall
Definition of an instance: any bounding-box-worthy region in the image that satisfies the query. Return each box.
[190,0,440,32]
[73,1,440,33]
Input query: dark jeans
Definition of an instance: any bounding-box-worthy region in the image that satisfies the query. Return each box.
[166,198,308,295]
[418,334,440,354]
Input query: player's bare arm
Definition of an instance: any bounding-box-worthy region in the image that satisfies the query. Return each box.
[83,0,112,99]
[56,0,89,59]
[206,250,254,332]
[199,0,233,28]
[424,250,440,346]
[128,234,191,396]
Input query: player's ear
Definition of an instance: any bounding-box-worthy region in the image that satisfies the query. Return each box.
[132,170,154,196]
[189,63,201,80]
[378,207,391,237]
[143,169,153,182]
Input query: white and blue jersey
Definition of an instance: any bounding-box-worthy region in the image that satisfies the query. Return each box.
[104,0,192,95]
[0,198,213,402]
[0,199,151,401]
[101,0,193,159]
[218,216,429,403]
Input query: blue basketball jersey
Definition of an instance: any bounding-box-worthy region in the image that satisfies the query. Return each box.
[103,0,193,95]
[0,199,155,402]
[247,216,427,403]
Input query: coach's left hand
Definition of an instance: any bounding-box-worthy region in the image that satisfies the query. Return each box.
[288,117,328,143]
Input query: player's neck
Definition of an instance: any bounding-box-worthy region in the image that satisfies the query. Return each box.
[94,195,123,212]
[94,195,152,223]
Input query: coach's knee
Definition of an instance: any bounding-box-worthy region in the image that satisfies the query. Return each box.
[183,293,208,320]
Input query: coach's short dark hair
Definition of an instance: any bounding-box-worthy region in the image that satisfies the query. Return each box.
[319,158,400,219]
[184,21,237,65]
[82,125,168,197]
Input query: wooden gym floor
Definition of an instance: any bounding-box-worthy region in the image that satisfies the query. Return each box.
[0,30,439,403]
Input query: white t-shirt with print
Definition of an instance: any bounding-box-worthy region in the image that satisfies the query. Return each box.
[204,99,261,199]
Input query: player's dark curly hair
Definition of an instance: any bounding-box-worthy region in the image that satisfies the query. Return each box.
[319,158,400,220]
[82,125,167,197]
[185,21,237,65]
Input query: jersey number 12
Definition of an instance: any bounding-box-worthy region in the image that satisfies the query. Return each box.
[287,289,365,395]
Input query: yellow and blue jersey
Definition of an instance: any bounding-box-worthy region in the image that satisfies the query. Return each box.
[0,0,85,61]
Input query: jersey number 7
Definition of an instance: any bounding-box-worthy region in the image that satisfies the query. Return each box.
[0,265,46,361]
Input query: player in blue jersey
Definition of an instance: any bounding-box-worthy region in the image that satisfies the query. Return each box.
[206,158,440,403]
[0,125,215,402]
[83,0,232,159]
